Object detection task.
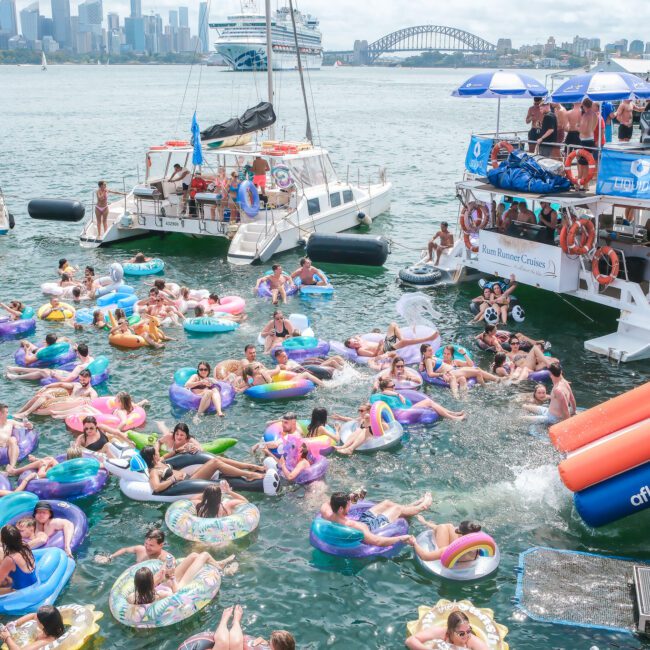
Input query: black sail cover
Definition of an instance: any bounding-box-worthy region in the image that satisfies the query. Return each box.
[200,102,276,141]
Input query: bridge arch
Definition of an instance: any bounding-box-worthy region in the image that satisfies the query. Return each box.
[365,25,496,63]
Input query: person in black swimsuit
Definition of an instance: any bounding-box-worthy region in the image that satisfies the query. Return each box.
[74,415,133,458]
[260,310,295,353]
[538,201,558,244]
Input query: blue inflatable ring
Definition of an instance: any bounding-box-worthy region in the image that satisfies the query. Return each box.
[237,180,260,218]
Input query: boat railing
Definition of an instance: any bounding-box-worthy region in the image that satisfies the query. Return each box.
[473,130,603,158]
[346,165,388,188]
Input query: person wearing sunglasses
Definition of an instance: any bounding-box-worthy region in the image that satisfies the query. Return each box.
[260,310,295,354]
[374,355,422,390]
[504,335,558,373]
[184,361,225,421]
[374,379,466,421]
[333,403,372,455]
[406,609,488,650]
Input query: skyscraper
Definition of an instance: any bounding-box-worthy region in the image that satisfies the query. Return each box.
[51,0,70,47]
[168,9,177,29]
[19,2,39,42]
[179,6,188,28]
[130,0,141,18]
[198,2,208,53]
[0,0,18,37]
[107,11,118,31]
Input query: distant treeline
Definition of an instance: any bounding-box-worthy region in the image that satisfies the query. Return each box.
[0,50,200,65]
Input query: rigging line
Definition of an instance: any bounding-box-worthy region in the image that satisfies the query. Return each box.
[553,291,596,323]
[194,0,211,111]
[288,0,312,143]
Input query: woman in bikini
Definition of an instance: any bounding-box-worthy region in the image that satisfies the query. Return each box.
[94,181,116,239]
[260,310,294,353]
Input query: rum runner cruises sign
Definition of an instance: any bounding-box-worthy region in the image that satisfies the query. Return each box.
[477,230,581,292]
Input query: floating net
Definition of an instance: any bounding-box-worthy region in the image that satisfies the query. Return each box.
[515,546,644,633]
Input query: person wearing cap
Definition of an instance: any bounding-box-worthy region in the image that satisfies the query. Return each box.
[17,502,75,558]
[425,221,454,264]
[525,97,549,153]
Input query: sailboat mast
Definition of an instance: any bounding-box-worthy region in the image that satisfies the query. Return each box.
[265,0,275,140]
[288,0,312,143]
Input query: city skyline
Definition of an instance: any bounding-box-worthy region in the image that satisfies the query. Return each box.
[7,0,650,51]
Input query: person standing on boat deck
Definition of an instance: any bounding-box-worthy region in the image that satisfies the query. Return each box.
[499,202,518,233]
[169,163,191,212]
[516,202,536,225]
[95,181,122,239]
[538,201,558,243]
[525,97,548,153]
[614,99,634,142]
[425,221,454,264]
[577,99,598,187]
[188,172,207,218]
[251,156,270,191]
[537,103,559,159]
[554,102,568,151]
[601,101,615,143]
[564,103,582,152]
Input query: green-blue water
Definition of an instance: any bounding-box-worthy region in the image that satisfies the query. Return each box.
[1,65,649,649]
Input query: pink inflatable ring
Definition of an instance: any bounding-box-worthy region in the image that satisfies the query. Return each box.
[64,396,146,433]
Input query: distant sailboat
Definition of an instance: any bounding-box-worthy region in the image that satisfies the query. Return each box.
[41,52,47,71]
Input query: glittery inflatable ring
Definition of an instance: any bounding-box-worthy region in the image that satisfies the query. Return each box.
[272,164,294,189]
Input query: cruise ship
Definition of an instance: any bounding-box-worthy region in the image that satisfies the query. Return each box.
[210,2,322,71]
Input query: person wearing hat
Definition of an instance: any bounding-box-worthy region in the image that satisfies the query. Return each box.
[425,221,454,265]
[17,502,75,558]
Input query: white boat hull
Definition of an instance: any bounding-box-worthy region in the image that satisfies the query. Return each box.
[216,43,322,71]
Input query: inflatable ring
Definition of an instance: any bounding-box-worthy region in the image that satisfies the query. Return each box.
[414,530,500,581]
[398,264,443,286]
[122,259,165,276]
[257,271,299,299]
[339,418,404,453]
[406,599,509,649]
[463,231,479,253]
[7,604,102,648]
[0,547,75,616]
[127,429,237,456]
[169,367,236,413]
[245,379,315,401]
[109,558,222,628]
[165,498,260,544]
[369,401,394,437]
[19,457,109,500]
[370,390,441,426]
[274,435,330,484]
[46,457,101,484]
[179,633,263,650]
[490,140,514,169]
[440,532,498,568]
[0,313,36,339]
[200,295,245,315]
[461,202,489,233]
[310,501,408,558]
[183,316,238,334]
[592,246,619,286]
[263,420,336,458]
[565,218,595,255]
[0,426,38,465]
[237,180,260,218]
[272,163,294,189]
[564,148,596,187]
[14,343,77,369]
[35,341,71,362]
[37,302,75,321]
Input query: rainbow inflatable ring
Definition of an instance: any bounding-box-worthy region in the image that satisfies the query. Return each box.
[245,376,315,401]
[441,532,497,569]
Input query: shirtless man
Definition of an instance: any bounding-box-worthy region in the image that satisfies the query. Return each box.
[7,343,93,381]
[320,491,432,547]
[271,349,326,387]
[614,99,634,142]
[17,502,75,557]
[525,97,548,153]
[13,370,97,419]
[0,404,33,474]
[345,323,437,359]
[565,103,583,150]
[577,98,599,186]
[96,528,174,565]
[255,264,293,305]
[426,221,454,264]
[290,257,328,287]
[251,156,270,190]
[169,163,192,211]
[515,203,536,225]
[499,202,519,233]
[252,411,300,456]
[523,362,575,425]
[16,333,69,367]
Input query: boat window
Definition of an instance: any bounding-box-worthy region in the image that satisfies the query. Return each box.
[330,192,341,207]
[288,154,339,188]
[307,198,320,215]
[342,189,353,203]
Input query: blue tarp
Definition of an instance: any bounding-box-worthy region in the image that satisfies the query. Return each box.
[464,136,494,176]
[487,150,571,194]
[596,148,650,199]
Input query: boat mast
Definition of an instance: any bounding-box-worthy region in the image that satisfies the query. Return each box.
[265,0,275,140]
[288,0,312,143]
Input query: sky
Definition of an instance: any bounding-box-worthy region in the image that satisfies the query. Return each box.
[13,0,650,51]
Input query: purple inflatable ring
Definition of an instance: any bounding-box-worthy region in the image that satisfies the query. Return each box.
[19,456,109,500]
[7,499,88,552]
[168,369,235,413]
[39,362,110,387]
[370,390,441,425]
[309,501,408,558]
[257,275,299,299]
[0,426,38,465]
[0,317,36,339]
[529,369,551,382]
[419,369,477,390]
[0,474,10,492]
[14,345,77,369]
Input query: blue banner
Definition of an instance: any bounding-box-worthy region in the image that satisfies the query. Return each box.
[597,149,650,199]
[464,136,493,176]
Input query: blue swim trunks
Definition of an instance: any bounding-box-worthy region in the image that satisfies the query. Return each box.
[359,510,389,532]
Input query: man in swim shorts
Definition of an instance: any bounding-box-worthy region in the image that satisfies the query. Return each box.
[577,99,598,186]
[320,491,432,547]
[426,221,454,264]
[290,257,328,287]
[251,156,270,190]
[523,362,575,425]
[255,264,294,305]
[614,99,634,142]
[525,97,548,152]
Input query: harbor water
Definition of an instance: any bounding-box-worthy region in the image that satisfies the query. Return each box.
[1,64,649,649]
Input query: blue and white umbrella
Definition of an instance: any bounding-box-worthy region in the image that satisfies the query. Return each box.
[191,111,204,167]
[453,70,548,134]
[551,71,650,103]
[452,71,548,98]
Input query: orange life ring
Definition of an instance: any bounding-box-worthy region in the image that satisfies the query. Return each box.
[592,247,619,285]
[564,149,596,187]
[461,202,489,233]
[463,232,479,253]
[149,145,166,151]
[566,218,595,255]
[490,141,514,168]
[165,140,190,147]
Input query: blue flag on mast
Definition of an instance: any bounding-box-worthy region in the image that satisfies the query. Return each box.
[191,112,204,166]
